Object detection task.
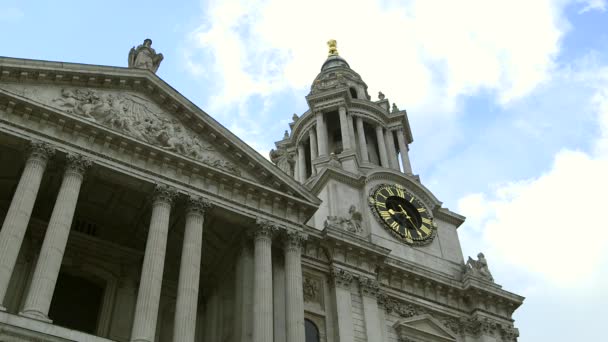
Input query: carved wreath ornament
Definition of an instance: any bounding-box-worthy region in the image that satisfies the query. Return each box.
[51,88,241,175]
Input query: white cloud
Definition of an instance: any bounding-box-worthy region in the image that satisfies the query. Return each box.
[578,0,607,13]
[458,70,608,288]
[184,0,600,113]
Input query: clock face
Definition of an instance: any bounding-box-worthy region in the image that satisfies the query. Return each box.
[369,184,436,245]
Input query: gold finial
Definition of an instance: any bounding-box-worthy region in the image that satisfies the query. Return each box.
[327,39,339,56]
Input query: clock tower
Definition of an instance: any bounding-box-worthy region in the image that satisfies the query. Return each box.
[271,40,524,342]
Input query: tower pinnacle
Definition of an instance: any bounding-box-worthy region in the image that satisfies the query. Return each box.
[327,39,339,56]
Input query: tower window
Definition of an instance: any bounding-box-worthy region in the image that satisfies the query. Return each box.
[349,87,358,99]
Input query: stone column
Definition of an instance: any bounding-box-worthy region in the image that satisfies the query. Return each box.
[338,106,352,151]
[130,184,177,342]
[356,117,369,163]
[109,265,139,341]
[384,130,400,170]
[234,241,254,342]
[173,196,211,342]
[396,129,413,174]
[347,114,357,153]
[375,126,389,168]
[284,231,307,342]
[20,153,92,321]
[252,219,278,342]
[359,277,384,342]
[297,143,306,183]
[309,129,318,175]
[331,267,355,342]
[0,141,54,310]
[315,112,328,156]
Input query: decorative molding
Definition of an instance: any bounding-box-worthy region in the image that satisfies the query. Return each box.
[284,230,307,250]
[152,183,178,205]
[330,267,354,288]
[254,217,282,239]
[28,140,55,161]
[357,276,380,298]
[186,195,212,216]
[65,153,93,176]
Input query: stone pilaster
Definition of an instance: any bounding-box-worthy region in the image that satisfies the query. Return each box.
[396,129,412,174]
[130,184,177,342]
[234,240,254,342]
[284,231,307,342]
[316,112,328,156]
[330,267,355,342]
[20,153,92,322]
[173,196,211,342]
[375,125,389,168]
[356,117,369,162]
[0,141,54,310]
[358,277,384,342]
[252,218,279,342]
[338,107,352,150]
[297,143,306,183]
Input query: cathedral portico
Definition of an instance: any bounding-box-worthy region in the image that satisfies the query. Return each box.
[0,39,522,342]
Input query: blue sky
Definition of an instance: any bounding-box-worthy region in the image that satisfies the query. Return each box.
[2,0,607,340]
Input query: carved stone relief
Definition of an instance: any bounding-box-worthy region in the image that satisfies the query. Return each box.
[269,147,294,176]
[303,276,321,304]
[324,204,363,234]
[0,84,241,175]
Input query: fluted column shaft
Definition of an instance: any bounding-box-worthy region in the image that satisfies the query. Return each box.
[356,117,369,162]
[397,129,413,174]
[315,112,328,156]
[384,130,400,170]
[131,184,176,342]
[253,220,276,342]
[20,153,91,321]
[284,232,306,342]
[338,107,352,150]
[173,197,210,342]
[297,144,306,183]
[375,125,389,168]
[309,129,318,175]
[0,142,54,309]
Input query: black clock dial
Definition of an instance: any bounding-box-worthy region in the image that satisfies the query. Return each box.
[369,184,435,245]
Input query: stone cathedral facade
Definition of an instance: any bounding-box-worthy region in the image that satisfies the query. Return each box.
[0,39,523,342]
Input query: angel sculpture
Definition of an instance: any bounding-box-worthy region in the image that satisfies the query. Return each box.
[128,39,164,73]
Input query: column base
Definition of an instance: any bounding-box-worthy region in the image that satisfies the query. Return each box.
[19,310,52,323]
[0,305,6,312]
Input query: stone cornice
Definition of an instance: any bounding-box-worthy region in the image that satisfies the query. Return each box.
[434,208,466,228]
[308,165,365,194]
[0,57,321,207]
[365,170,442,211]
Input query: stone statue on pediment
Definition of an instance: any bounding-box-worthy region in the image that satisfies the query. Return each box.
[270,148,294,176]
[324,205,363,234]
[128,39,164,73]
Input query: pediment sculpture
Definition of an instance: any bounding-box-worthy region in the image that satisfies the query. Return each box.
[128,39,164,73]
[464,252,494,282]
[324,205,363,234]
[50,87,240,175]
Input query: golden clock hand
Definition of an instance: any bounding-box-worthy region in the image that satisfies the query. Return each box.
[398,205,418,228]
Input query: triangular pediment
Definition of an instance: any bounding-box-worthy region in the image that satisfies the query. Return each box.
[0,58,320,207]
[393,314,457,342]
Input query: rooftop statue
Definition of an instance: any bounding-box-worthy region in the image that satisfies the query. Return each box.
[128,39,164,73]
[464,252,494,282]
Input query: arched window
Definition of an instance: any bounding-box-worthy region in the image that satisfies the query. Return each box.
[349,87,358,99]
[305,318,320,342]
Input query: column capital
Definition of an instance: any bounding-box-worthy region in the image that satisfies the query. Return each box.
[28,140,55,161]
[253,218,282,239]
[186,195,212,216]
[358,276,380,298]
[65,153,93,175]
[152,183,178,205]
[330,267,354,288]
[283,230,307,251]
